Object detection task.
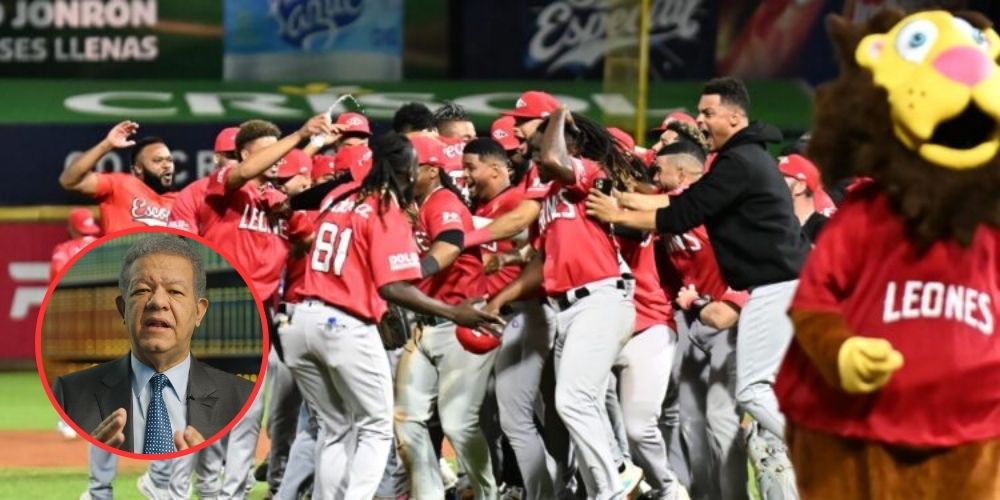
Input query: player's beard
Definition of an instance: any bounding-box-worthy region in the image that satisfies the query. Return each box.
[141,168,173,195]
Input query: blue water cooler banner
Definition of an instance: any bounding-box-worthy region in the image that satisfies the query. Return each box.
[223,0,403,82]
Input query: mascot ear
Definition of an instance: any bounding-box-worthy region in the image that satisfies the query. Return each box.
[826,14,862,70]
[856,34,887,70]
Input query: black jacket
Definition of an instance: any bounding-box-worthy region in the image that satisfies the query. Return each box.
[655,122,810,290]
[52,354,254,453]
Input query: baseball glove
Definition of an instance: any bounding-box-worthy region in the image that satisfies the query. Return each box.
[378,304,414,350]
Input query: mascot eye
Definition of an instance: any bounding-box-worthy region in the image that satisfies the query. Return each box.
[952,17,989,49]
[895,19,938,63]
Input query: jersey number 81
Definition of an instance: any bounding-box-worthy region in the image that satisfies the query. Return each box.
[311,222,353,275]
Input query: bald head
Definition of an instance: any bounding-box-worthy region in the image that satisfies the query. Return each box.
[654,152,704,191]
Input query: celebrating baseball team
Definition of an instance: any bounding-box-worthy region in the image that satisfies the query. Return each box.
[61,78,801,500]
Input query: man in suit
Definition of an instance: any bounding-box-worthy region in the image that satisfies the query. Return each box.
[52,233,254,454]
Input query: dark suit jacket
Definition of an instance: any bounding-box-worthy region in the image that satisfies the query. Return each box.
[52,353,254,452]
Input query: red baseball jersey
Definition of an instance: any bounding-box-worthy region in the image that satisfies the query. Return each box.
[50,236,98,279]
[415,188,486,305]
[537,157,621,294]
[93,173,175,233]
[475,186,525,297]
[282,210,318,304]
[661,226,749,308]
[776,188,1000,447]
[199,166,291,300]
[519,162,552,201]
[168,176,211,234]
[300,189,422,322]
[618,235,675,333]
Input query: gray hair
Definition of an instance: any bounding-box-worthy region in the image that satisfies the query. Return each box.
[118,234,206,298]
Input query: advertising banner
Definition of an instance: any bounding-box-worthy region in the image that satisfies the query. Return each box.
[0,0,222,78]
[0,78,813,204]
[0,222,66,360]
[223,0,403,82]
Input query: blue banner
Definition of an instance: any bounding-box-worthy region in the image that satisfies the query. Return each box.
[223,0,402,81]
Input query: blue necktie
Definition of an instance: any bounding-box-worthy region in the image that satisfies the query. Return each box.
[143,373,175,454]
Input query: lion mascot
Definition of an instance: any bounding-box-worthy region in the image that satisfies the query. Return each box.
[774,8,1000,500]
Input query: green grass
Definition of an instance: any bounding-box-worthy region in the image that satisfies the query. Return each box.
[0,372,60,431]
[0,468,269,500]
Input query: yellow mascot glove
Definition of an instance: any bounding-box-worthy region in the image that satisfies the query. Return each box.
[837,336,905,394]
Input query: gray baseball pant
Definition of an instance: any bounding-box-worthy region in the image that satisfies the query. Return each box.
[677,316,748,500]
[274,403,319,500]
[495,300,558,500]
[550,278,635,500]
[377,346,410,498]
[735,280,798,439]
[616,325,679,496]
[220,382,265,499]
[266,347,304,494]
[280,300,395,499]
[87,445,117,500]
[605,374,630,468]
[395,321,498,499]
[160,441,226,498]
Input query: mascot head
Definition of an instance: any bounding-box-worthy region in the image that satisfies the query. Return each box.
[810,9,1000,248]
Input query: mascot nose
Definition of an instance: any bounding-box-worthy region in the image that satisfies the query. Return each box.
[932,46,993,87]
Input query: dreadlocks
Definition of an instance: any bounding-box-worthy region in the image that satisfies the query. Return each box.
[356,132,417,215]
[544,112,647,190]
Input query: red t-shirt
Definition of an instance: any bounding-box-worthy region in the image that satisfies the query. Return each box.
[475,186,525,297]
[661,226,749,308]
[50,236,98,279]
[776,188,1000,447]
[168,176,211,233]
[300,190,422,322]
[199,166,291,300]
[282,210,318,304]
[618,234,675,332]
[415,188,486,305]
[93,173,175,233]
[537,158,621,294]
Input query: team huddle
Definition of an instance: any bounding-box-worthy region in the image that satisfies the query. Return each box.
[61,78,835,500]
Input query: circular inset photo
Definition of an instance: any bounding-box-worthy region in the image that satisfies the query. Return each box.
[35,227,268,459]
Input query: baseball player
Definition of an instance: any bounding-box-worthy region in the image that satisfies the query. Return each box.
[393,134,499,499]
[463,137,563,499]
[611,209,683,498]
[51,208,101,279]
[59,121,176,232]
[191,116,332,499]
[486,107,637,499]
[168,126,240,233]
[644,141,748,500]
[277,131,501,499]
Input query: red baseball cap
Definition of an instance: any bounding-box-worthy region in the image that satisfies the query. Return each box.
[68,207,100,236]
[778,154,821,193]
[311,154,337,181]
[651,111,697,133]
[275,149,312,179]
[438,135,466,174]
[409,135,446,168]
[214,127,239,153]
[334,144,374,181]
[607,127,636,153]
[455,325,501,354]
[501,91,561,119]
[491,116,520,151]
[336,112,371,136]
